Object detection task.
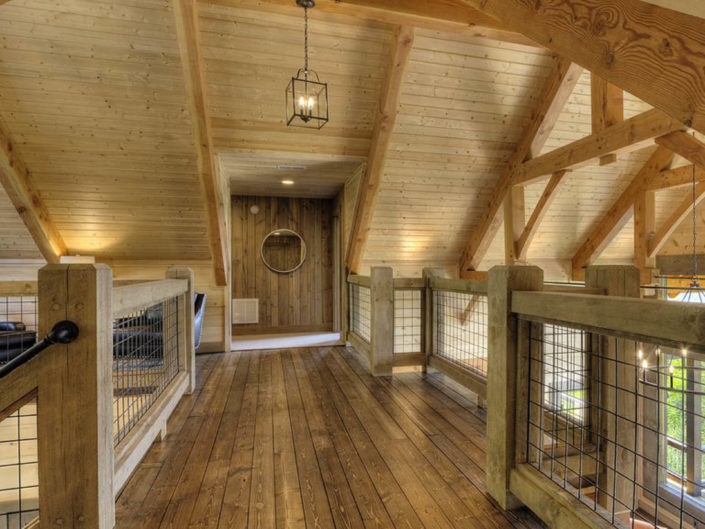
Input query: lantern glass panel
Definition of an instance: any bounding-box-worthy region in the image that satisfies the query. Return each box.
[286,73,328,129]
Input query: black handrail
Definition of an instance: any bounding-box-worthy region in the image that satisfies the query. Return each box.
[0,320,79,380]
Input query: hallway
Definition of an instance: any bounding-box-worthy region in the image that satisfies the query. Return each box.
[114,347,543,529]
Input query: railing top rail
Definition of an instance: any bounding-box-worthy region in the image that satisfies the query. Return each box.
[393,277,425,289]
[430,277,488,295]
[112,278,188,318]
[542,284,606,295]
[512,290,705,352]
[347,274,371,288]
[0,281,38,296]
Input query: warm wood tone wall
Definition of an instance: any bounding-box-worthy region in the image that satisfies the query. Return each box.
[232,196,333,335]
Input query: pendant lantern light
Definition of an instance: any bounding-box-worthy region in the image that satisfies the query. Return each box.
[285,0,329,129]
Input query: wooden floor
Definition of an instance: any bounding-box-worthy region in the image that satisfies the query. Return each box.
[115,347,544,529]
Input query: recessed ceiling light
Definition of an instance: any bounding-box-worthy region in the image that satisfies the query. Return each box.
[281,180,295,185]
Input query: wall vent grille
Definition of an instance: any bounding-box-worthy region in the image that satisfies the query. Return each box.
[232,298,259,325]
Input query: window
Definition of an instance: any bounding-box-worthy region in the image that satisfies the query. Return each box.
[663,351,705,499]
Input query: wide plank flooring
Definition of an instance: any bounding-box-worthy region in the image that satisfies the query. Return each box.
[115,347,544,529]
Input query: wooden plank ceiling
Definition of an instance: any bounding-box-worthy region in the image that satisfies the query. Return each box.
[0,0,209,260]
[0,0,702,277]
[0,185,42,259]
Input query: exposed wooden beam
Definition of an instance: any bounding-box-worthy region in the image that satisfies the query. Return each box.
[655,131,705,170]
[456,0,705,136]
[529,63,584,158]
[515,171,567,261]
[0,119,66,263]
[648,181,705,258]
[218,0,537,47]
[647,164,705,190]
[591,74,624,166]
[514,109,685,187]
[459,57,582,274]
[173,0,229,286]
[503,186,525,264]
[571,147,674,279]
[346,26,414,273]
[634,188,656,272]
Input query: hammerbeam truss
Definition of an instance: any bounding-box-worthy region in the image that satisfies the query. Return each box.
[266,0,705,275]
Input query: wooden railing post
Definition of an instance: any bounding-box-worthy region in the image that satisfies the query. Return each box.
[370,266,394,376]
[585,265,640,515]
[37,264,114,529]
[167,267,195,394]
[487,265,543,509]
[422,268,444,372]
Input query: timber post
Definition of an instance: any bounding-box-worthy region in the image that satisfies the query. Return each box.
[486,265,543,510]
[370,266,394,376]
[37,264,115,529]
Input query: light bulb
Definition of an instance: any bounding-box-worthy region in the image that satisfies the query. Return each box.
[298,96,306,113]
[682,348,688,357]
[669,365,675,375]
[638,349,643,360]
[642,359,648,370]
[307,96,315,109]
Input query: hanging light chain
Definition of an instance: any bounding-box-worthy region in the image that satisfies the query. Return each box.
[304,6,309,77]
[692,133,699,286]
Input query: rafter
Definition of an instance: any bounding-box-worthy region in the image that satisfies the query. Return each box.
[515,171,567,261]
[571,147,674,279]
[514,109,684,186]
[346,26,414,273]
[647,164,705,190]
[591,75,623,165]
[656,131,705,170]
[173,0,229,286]
[227,0,536,47]
[459,57,582,274]
[648,181,705,259]
[0,119,66,263]
[456,0,705,136]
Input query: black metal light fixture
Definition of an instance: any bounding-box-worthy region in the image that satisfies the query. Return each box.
[285,0,329,129]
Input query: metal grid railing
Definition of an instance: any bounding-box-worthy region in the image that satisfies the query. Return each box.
[0,297,37,365]
[0,398,39,529]
[394,289,423,354]
[112,297,179,445]
[526,321,705,529]
[350,283,371,343]
[433,290,488,376]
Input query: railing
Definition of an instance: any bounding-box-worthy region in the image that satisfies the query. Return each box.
[485,265,705,529]
[0,396,38,529]
[348,275,371,344]
[112,295,179,448]
[393,278,424,355]
[0,265,196,529]
[0,283,37,366]
[0,282,39,528]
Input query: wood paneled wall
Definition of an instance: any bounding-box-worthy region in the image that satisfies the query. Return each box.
[232,196,333,334]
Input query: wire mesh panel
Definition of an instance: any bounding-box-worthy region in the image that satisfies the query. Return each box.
[349,284,371,343]
[541,324,590,423]
[112,297,179,445]
[394,289,422,354]
[433,290,488,376]
[0,297,37,365]
[0,399,38,529]
[526,321,705,529]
